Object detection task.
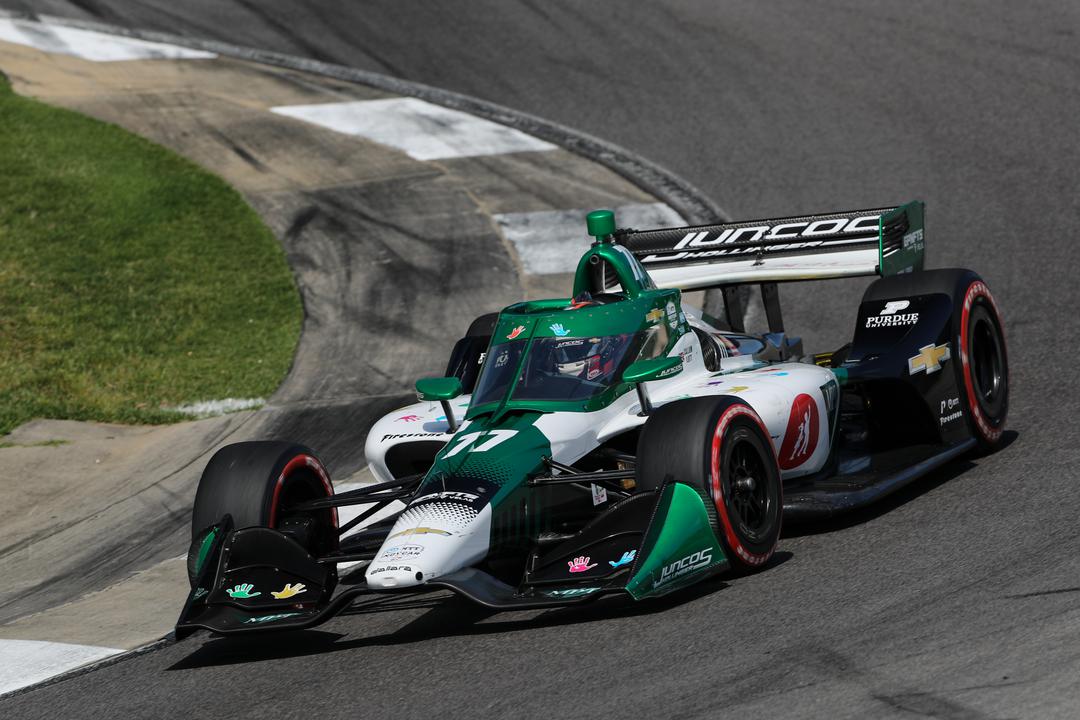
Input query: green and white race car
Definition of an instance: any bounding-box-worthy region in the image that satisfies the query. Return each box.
[177,201,1009,635]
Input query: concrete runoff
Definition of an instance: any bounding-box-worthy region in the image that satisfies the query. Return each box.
[0,640,120,697]
[495,203,684,275]
[0,415,257,626]
[0,21,684,693]
[271,97,557,160]
[0,16,213,61]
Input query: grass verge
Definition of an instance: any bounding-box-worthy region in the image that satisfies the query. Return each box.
[0,75,302,435]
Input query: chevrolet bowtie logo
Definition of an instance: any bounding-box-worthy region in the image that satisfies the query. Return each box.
[908,342,951,375]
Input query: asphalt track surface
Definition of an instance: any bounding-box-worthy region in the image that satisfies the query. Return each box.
[5,2,1080,718]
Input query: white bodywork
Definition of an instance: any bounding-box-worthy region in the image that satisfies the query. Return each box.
[363,312,836,589]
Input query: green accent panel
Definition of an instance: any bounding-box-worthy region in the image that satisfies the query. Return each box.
[879,200,926,276]
[831,367,848,386]
[572,242,656,299]
[415,376,463,401]
[626,483,727,600]
[420,412,556,545]
[424,412,551,505]
[194,526,219,577]
[623,355,682,384]
[471,286,688,419]
[586,209,616,240]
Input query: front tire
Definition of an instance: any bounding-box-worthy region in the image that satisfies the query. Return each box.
[187,441,337,586]
[636,397,782,572]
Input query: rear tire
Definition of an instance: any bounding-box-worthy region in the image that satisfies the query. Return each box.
[862,269,1009,451]
[187,441,337,586]
[636,397,781,571]
[958,281,1008,449]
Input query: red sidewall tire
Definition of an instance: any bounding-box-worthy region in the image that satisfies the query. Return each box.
[636,397,782,574]
[709,404,782,569]
[958,281,1008,447]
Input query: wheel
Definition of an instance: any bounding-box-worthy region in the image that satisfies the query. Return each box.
[958,280,1008,449]
[636,396,782,571]
[862,268,1009,451]
[187,441,337,586]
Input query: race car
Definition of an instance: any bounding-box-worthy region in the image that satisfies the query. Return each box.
[176,201,1008,636]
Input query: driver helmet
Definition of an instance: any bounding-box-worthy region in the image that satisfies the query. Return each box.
[554,337,615,379]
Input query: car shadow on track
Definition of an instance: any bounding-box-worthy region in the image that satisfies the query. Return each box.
[782,430,1019,538]
[166,551,792,671]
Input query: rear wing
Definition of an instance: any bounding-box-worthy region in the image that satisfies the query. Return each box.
[614,200,925,291]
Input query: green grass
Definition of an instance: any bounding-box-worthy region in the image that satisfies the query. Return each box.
[0,76,302,436]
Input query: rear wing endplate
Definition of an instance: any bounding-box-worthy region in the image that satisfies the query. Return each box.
[614,200,925,291]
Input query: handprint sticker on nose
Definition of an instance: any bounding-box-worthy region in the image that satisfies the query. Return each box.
[271,583,307,600]
[226,583,261,599]
[567,556,597,573]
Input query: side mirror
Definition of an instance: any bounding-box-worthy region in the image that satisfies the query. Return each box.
[622,356,682,416]
[622,356,683,384]
[415,377,464,432]
[415,377,463,401]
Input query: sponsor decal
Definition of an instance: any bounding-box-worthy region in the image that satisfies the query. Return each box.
[866,299,919,328]
[908,342,951,375]
[778,393,819,470]
[192,587,208,600]
[609,550,636,569]
[226,583,261,599]
[477,352,486,365]
[940,397,963,425]
[244,612,303,625]
[507,325,526,340]
[382,432,450,441]
[271,583,307,600]
[666,301,678,329]
[903,228,924,250]
[380,544,424,561]
[495,350,510,368]
[645,308,664,324]
[702,380,748,391]
[655,548,713,589]
[389,527,451,539]
[679,347,693,365]
[639,214,881,264]
[556,338,585,348]
[415,491,480,504]
[549,323,570,336]
[543,587,599,598]
[652,362,678,379]
[396,414,422,422]
[568,556,598,573]
[591,483,608,506]
[368,565,413,575]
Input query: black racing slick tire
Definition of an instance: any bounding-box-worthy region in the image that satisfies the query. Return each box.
[187,441,337,586]
[863,268,1009,451]
[636,397,782,572]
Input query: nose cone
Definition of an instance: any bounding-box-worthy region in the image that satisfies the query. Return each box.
[366,494,492,589]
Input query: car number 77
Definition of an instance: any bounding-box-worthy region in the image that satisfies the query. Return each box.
[442,430,517,458]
